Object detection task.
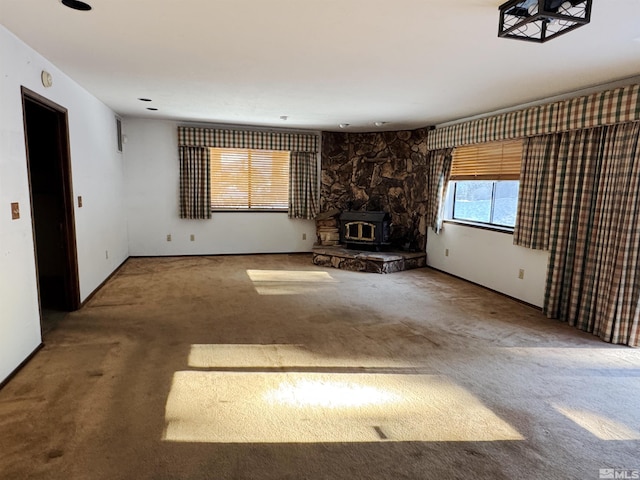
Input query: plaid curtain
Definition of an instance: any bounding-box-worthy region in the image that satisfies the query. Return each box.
[178,127,319,219]
[544,122,640,346]
[427,103,562,150]
[179,146,211,219]
[425,148,453,233]
[513,134,561,249]
[288,152,318,219]
[558,86,640,132]
[427,83,640,150]
[178,126,318,152]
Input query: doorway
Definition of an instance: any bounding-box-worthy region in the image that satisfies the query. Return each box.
[21,88,80,334]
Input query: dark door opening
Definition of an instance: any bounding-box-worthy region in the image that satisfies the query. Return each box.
[22,88,80,333]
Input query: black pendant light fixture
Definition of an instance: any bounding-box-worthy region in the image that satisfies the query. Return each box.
[498,0,592,43]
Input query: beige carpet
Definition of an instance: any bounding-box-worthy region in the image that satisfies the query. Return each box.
[0,254,639,480]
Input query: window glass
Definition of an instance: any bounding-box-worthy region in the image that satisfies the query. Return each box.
[453,181,493,224]
[450,180,519,228]
[493,180,519,227]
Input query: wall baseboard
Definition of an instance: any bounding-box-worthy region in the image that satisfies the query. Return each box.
[129,252,313,258]
[80,256,130,307]
[0,343,44,391]
[427,265,542,311]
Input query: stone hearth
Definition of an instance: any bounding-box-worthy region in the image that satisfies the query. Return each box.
[312,246,426,274]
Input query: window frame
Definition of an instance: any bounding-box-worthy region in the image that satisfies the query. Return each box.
[444,139,523,233]
[444,180,520,234]
[209,147,290,213]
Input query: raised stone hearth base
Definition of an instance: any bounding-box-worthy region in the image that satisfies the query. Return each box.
[312,246,426,274]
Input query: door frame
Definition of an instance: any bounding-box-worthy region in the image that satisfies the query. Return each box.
[21,86,80,312]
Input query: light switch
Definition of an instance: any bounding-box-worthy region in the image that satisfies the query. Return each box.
[11,202,19,220]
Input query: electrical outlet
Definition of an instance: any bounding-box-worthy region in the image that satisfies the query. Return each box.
[302,233,307,240]
[78,196,83,208]
[11,202,19,220]
[190,234,195,241]
[445,248,449,257]
[518,268,525,279]
[105,250,109,259]
[167,234,172,242]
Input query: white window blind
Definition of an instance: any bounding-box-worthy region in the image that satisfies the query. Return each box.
[451,140,523,180]
[209,148,290,210]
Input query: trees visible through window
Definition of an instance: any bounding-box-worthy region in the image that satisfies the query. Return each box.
[209,148,290,210]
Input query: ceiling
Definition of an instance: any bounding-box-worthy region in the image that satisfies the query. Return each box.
[1,0,640,132]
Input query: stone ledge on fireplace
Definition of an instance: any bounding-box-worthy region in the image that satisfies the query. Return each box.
[312,246,426,274]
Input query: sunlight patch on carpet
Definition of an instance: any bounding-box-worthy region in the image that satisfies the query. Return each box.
[265,378,400,408]
[246,269,338,295]
[553,404,640,440]
[162,372,524,443]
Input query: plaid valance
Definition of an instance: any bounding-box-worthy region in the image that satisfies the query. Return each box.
[178,126,319,153]
[558,84,640,132]
[427,84,640,150]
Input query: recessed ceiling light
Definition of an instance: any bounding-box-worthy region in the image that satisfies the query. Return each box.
[374,121,386,127]
[339,123,349,129]
[138,98,152,102]
[147,107,158,111]
[61,0,92,11]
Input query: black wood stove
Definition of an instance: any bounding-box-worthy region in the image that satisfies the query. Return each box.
[339,211,391,249]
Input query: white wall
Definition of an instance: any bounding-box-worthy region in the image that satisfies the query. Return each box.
[123,118,316,256]
[426,223,549,307]
[0,26,129,383]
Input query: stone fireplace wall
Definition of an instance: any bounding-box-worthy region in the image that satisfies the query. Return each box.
[320,128,431,251]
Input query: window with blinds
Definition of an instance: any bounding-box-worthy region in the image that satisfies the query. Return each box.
[445,139,524,229]
[209,148,290,210]
[450,140,523,180]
